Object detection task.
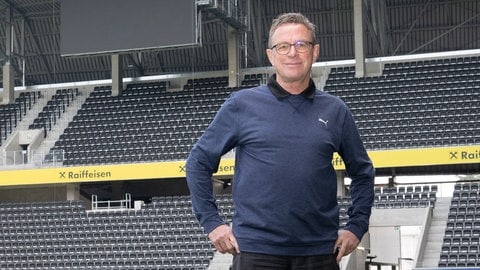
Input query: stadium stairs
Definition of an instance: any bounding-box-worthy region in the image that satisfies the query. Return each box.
[12,91,50,133]
[0,91,47,167]
[207,252,233,270]
[0,92,41,145]
[34,87,93,166]
[417,196,450,267]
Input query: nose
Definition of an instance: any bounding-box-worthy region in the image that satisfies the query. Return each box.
[286,44,298,56]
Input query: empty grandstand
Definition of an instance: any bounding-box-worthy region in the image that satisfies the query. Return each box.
[0,1,479,270]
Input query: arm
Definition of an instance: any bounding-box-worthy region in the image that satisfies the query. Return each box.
[186,94,239,234]
[336,108,375,256]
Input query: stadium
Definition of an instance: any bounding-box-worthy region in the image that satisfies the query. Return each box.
[0,0,479,269]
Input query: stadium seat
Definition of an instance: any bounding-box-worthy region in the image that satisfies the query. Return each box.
[44,80,244,165]
[325,59,480,150]
[0,197,218,270]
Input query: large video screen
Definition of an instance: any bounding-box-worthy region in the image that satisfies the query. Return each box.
[60,0,199,56]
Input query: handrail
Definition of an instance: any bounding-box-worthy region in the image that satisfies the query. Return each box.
[0,149,64,167]
[91,193,132,211]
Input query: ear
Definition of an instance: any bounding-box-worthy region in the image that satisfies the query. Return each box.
[312,44,320,62]
[266,49,275,66]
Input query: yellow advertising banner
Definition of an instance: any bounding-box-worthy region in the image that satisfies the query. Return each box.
[0,145,478,187]
[334,145,480,169]
[0,161,187,186]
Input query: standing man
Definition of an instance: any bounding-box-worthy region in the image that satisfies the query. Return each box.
[186,12,375,270]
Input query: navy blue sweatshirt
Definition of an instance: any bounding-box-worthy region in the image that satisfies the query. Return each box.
[186,76,375,256]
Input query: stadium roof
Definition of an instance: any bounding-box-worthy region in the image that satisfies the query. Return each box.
[0,0,479,86]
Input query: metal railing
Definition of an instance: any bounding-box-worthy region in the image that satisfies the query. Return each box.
[91,193,132,211]
[0,149,64,168]
[197,0,248,30]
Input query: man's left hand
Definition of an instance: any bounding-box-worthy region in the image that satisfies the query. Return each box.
[333,229,360,263]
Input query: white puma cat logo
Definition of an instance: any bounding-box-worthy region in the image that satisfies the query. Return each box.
[318,118,328,127]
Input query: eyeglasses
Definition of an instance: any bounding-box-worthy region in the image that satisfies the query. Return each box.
[270,41,314,55]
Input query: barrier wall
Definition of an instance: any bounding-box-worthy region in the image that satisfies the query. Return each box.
[0,145,478,187]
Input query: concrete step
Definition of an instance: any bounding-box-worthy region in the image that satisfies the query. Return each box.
[417,197,451,268]
[208,252,232,270]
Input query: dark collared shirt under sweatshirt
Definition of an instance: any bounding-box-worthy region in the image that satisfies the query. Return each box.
[186,75,375,256]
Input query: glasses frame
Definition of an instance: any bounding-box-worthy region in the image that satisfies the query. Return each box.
[270,40,315,55]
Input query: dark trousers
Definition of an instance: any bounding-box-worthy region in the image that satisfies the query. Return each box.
[232,252,339,270]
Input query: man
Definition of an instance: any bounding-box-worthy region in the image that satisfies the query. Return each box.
[186,12,375,270]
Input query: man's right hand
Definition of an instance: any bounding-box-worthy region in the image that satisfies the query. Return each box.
[208,224,240,254]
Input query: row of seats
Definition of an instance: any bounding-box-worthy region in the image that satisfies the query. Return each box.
[46,78,235,165]
[0,197,214,270]
[45,57,477,165]
[0,184,440,270]
[326,57,479,150]
[4,57,478,164]
[373,185,438,208]
[439,182,480,267]
[211,186,438,229]
[1,56,468,165]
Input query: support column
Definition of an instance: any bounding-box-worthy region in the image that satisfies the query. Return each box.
[111,54,123,96]
[353,0,365,78]
[227,26,239,88]
[2,6,14,104]
[2,63,14,104]
[66,183,80,201]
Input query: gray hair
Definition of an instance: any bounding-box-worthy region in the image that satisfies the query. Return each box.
[268,13,317,48]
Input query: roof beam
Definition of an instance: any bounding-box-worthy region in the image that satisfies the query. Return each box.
[1,0,54,83]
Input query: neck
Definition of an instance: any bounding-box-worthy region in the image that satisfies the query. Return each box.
[276,76,311,95]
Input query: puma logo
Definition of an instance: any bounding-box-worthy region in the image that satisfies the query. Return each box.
[318,118,328,127]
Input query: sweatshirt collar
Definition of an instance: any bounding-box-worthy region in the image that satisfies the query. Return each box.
[267,74,316,100]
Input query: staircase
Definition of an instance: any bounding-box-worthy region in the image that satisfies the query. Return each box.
[416,197,451,267]
[32,87,94,166]
[208,252,232,270]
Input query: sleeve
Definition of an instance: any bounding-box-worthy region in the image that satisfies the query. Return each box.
[186,94,239,234]
[337,107,375,241]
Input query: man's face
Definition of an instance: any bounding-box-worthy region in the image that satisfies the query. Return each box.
[266,23,319,87]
